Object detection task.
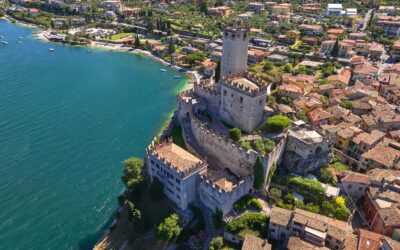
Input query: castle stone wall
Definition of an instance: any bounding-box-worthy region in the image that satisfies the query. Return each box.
[219,84,266,133]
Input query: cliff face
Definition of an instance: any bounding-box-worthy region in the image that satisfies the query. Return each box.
[282,150,332,175]
[93,207,133,250]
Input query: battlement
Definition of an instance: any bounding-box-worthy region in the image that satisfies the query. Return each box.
[147,138,207,178]
[199,172,247,194]
[220,73,269,97]
[194,81,219,97]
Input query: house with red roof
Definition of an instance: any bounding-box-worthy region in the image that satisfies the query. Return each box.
[308,108,334,126]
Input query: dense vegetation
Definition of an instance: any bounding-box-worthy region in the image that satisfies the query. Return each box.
[265,115,292,132]
[226,212,269,238]
[234,195,263,212]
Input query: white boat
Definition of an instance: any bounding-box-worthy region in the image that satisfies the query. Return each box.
[18,37,23,40]
[173,76,181,78]
[49,48,55,52]
[160,69,167,72]
[1,41,8,44]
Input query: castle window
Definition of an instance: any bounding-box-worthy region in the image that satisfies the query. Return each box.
[223,90,227,96]
[175,178,180,184]
[259,99,262,106]
[240,107,243,112]
[239,97,243,103]
[232,34,235,39]
[156,164,160,169]
[231,94,233,97]
[225,32,228,37]
[150,160,154,165]
[243,33,247,40]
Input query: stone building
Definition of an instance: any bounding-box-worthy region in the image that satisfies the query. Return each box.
[283,121,333,175]
[146,139,207,210]
[269,207,353,249]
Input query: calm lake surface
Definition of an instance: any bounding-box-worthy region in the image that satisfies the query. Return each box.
[0,20,187,249]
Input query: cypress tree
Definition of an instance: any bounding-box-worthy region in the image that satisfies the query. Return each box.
[331,38,339,58]
[215,61,221,82]
[134,34,140,48]
[253,157,264,190]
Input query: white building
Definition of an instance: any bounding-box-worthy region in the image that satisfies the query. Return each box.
[326,3,343,16]
[346,8,357,17]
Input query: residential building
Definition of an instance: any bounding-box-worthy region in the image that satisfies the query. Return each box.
[241,234,271,250]
[248,2,265,13]
[326,3,343,16]
[377,16,400,36]
[359,138,400,172]
[339,172,370,199]
[208,6,230,17]
[269,207,352,249]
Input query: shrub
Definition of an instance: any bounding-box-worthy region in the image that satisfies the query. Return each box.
[341,100,353,109]
[157,213,182,241]
[240,140,252,150]
[121,157,144,188]
[334,206,351,221]
[249,198,263,211]
[229,128,241,142]
[304,203,320,213]
[209,236,223,250]
[329,162,349,171]
[334,196,346,207]
[263,61,274,71]
[318,167,334,184]
[269,188,282,199]
[226,212,269,238]
[265,115,292,132]
[267,95,276,102]
[287,176,325,194]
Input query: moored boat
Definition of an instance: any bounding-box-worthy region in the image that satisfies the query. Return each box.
[160,69,167,72]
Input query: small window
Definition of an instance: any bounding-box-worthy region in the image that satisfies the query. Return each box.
[239,97,243,103]
[175,178,180,184]
[223,90,227,96]
[150,160,154,165]
[240,107,243,112]
[231,94,234,98]
[348,185,352,189]
[259,99,262,106]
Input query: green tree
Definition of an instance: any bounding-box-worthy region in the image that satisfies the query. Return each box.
[209,236,223,250]
[157,214,182,241]
[168,39,175,55]
[212,208,224,229]
[321,201,335,216]
[121,157,144,189]
[319,167,334,184]
[263,61,274,71]
[283,63,293,73]
[229,128,241,142]
[267,95,276,103]
[334,196,346,207]
[215,61,221,82]
[125,200,141,223]
[265,115,292,132]
[253,157,264,190]
[334,206,351,221]
[331,38,339,58]
[185,52,206,67]
[134,34,141,48]
[341,100,353,109]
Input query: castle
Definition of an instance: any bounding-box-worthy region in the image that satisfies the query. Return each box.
[146,24,331,214]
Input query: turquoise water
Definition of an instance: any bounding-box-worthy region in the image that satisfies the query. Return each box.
[0,20,187,249]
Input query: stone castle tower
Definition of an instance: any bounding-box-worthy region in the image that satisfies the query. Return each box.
[221,25,249,78]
